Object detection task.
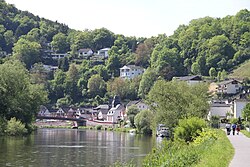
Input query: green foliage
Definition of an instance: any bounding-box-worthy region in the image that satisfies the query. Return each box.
[143,129,232,167]
[127,105,140,128]
[138,67,158,98]
[174,117,207,142]
[193,128,217,146]
[87,74,106,98]
[242,103,250,121]
[13,38,41,69]
[96,125,102,130]
[143,140,200,167]
[6,117,28,136]
[0,60,48,125]
[134,110,153,134]
[148,80,209,130]
[0,117,7,136]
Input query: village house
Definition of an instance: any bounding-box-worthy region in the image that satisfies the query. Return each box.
[38,106,51,116]
[233,99,249,119]
[126,100,149,111]
[106,96,125,123]
[120,65,144,79]
[92,104,109,120]
[208,100,233,120]
[173,75,203,85]
[216,79,242,94]
[78,48,93,58]
[97,48,110,58]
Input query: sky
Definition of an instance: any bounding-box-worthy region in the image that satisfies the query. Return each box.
[4,0,250,38]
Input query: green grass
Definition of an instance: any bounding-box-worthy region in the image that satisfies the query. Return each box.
[229,60,250,79]
[195,129,234,167]
[241,130,250,138]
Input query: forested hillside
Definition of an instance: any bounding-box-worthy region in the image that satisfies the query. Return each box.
[0,0,249,107]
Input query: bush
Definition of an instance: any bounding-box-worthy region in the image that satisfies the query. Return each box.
[174,117,207,142]
[0,117,7,136]
[96,125,102,130]
[134,110,153,134]
[5,117,28,136]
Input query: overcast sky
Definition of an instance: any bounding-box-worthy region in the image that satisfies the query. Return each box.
[5,0,250,37]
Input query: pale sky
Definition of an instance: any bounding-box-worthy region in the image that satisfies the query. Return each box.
[5,0,250,37]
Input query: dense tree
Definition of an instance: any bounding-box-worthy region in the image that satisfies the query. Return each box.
[13,38,41,69]
[138,67,158,98]
[65,64,79,102]
[0,60,47,126]
[87,74,106,98]
[51,32,70,53]
[127,105,140,128]
[134,109,153,134]
[242,103,250,121]
[148,80,209,129]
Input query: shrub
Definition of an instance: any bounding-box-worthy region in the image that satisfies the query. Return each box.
[5,117,28,136]
[134,110,153,134]
[96,125,102,130]
[193,128,217,146]
[174,117,207,142]
[0,117,7,136]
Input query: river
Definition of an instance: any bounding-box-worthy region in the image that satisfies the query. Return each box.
[0,129,157,167]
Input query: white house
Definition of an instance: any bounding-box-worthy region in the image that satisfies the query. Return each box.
[56,108,65,116]
[208,101,233,120]
[216,79,242,94]
[50,53,68,59]
[38,106,51,116]
[97,48,110,58]
[120,65,144,79]
[106,104,125,123]
[233,99,249,119]
[126,100,149,111]
[174,75,203,85]
[78,48,93,57]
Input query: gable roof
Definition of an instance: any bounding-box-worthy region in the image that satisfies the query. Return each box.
[175,75,202,81]
[78,48,92,53]
[120,65,144,70]
[126,100,144,108]
[218,79,242,85]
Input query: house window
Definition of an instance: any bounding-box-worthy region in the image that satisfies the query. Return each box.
[235,85,239,88]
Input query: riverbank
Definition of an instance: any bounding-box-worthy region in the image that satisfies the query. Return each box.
[34,120,135,133]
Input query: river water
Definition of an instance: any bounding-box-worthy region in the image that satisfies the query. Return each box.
[0,129,157,167]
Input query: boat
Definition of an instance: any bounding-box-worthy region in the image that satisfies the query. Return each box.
[156,124,170,138]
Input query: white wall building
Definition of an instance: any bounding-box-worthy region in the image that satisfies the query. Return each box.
[217,79,242,94]
[78,48,93,57]
[97,48,110,58]
[120,65,144,79]
[106,104,124,123]
[208,102,233,120]
[233,99,248,119]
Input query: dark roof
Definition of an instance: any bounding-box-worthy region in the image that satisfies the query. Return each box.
[126,100,145,108]
[78,48,92,53]
[175,75,202,81]
[218,79,242,85]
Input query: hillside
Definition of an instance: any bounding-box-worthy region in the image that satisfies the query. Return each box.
[0,0,250,107]
[230,60,250,79]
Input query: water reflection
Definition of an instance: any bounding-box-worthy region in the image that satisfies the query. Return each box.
[0,129,155,167]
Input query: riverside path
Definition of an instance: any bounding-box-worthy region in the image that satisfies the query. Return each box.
[228,131,250,167]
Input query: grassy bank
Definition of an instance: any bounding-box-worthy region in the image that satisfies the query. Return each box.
[241,130,250,138]
[112,129,234,167]
[195,129,234,167]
